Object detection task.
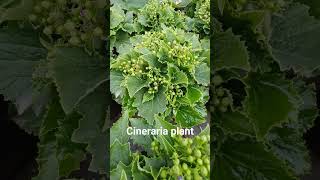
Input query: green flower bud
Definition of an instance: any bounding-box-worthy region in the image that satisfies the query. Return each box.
[43,26,53,35]
[160,169,167,178]
[197,159,203,165]
[187,156,194,163]
[41,1,51,9]
[28,14,37,22]
[200,166,208,177]
[69,36,81,46]
[194,149,201,158]
[182,163,188,171]
[64,21,76,31]
[33,5,42,13]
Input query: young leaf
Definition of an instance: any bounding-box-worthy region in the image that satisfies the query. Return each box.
[194,62,210,86]
[176,105,204,128]
[138,87,167,125]
[110,140,131,170]
[126,76,148,98]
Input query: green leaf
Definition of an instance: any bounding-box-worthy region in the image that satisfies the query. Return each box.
[194,62,210,86]
[0,26,46,115]
[143,156,166,179]
[33,95,65,180]
[239,10,266,32]
[186,86,202,104]
[126,76,148,98]
[296,0,320,18]
[126,0,148,10]
[50,47,107,114]
[157,135,175,155]
[131,155,153,180]
[110,110,130,145]
[56,113,85,177]
[142,92,154,103]
[266,127,310,176]
[130,118,152,152]
[110,140,131,170]
[217,0,226,15]
[176,105,205,128]
[111,5,125,29]
[213,137,295,180]
[0,0,33,23]
[110,162,132,180]
[244,74,295,138]
[120,170,128,180]
[271,4,320,73]
[138,87,167,124]
[213,29,250,71]
[110,71,125,98]
[168,64,188,84]
[71,82,108,173]
[214,111,255,137]
[141,54,162,68]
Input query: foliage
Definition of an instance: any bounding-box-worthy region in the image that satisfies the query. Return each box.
[211,0,319,179]
[110,0,211,179]
[0,0,319,180]
[0,0,107,179]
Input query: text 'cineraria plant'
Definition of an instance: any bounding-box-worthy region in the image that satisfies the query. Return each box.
[110,0,211,179]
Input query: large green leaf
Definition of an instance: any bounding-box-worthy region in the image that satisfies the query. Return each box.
[110,162,132,180]
[266,127,310,176]
[0,0,33,23]
[110,110,130,145]
[143,156,166,179]
[56,113,85,177]
[110,140,131,170]
[296,0,320,18]
[176,105,205,128]
[110,71,125,99]
[271,4,320,73]
[33,95,64,180]
[213,29,250,71]
[131,155,153,180]
[214,111,255,137]
[110,5,125,29]
[126,76,148,98]
[130,118,152,153]
[244,74,295,138]
[71,82,108,173]
[213,137,295,180]
[50,47,107,114]
[137,87,167,124]
[168,64,188,85]
[194,62,210,86]
[0,26,46,115]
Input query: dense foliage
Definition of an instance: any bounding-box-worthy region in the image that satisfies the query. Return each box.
[212,0,320,179]
[0,0,319,180]
[110,0,211,179]
[0,0,107,179]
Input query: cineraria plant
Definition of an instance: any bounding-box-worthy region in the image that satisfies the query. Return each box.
[110,0,211,179]
[111,26,210,126]
[0,0,320,179]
